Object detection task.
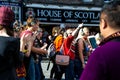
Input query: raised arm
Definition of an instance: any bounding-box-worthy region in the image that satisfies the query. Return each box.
[72,23,83,36]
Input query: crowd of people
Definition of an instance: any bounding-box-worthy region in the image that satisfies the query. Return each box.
[0,0,120,80]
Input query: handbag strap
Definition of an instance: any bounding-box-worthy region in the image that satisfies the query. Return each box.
[62,41,72,55]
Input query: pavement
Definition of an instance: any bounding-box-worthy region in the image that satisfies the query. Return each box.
[41,60,65,80]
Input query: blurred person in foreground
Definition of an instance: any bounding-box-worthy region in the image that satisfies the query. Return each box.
[80,1,120,80]
[0,6,22,80]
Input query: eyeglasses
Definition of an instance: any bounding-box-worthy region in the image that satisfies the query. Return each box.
[28,15,34,19]
[30,16,33,18]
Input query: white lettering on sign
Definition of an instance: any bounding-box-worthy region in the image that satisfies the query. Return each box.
[63,11,73,18]
[24,7,101,23]
[37,9,100,20]
[37,9,62,18]
[66,19,78,22]
[50,18,62,21]
[39,18,47,21]
[74,11,100,19]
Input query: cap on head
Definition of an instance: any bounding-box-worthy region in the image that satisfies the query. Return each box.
[0,6,15,27]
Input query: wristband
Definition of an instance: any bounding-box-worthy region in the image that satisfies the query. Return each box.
[22,50,28,53]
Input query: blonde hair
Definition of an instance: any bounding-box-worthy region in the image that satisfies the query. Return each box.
[52,26,60,36]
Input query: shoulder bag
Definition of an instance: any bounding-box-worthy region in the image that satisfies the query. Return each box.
[55,43,70,66]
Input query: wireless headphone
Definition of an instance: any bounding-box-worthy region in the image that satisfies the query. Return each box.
[80,27,89,36]
[81,28,85,36]
[64,32,68,37]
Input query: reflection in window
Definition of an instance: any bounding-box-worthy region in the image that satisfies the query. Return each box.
[15,13,19,20]
[11,6,15,11]
[11,6,20,20]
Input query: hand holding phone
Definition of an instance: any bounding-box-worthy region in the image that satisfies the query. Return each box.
[87,36,97,49]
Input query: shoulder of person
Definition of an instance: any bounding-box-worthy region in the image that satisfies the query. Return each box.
[23,32,32,38]
[77,38,84,42]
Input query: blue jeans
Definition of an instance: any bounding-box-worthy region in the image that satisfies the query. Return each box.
[27,56,35,80]
[35,63,41,80]
[65,59,74,80]
[35,56,45,80]
[74,59,83,80]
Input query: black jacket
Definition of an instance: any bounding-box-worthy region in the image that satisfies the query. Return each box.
[0,36,22,80]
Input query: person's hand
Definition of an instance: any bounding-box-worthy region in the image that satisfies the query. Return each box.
[22,49,28,54]
[33,31,38,38]
[82,63,86,69]
[41,43,48,50]
[78,23,83,28]
[43,43,48,48]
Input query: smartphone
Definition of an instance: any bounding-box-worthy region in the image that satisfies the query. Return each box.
[87,36,97,49]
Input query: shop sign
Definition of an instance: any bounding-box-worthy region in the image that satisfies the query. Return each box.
[0,1,21,6]
[23,7,100,24]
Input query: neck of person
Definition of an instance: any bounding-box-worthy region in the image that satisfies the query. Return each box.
[0,28,9,37]
[103,28,120,39]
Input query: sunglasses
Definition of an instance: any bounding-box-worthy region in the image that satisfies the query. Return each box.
[37,31,43,33]
[29,16,33,18]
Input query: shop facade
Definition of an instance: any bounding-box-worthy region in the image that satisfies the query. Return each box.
[23,4,101,25]
[0,0,22,21]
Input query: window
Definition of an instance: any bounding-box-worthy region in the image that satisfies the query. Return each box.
[11,6,20,20]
